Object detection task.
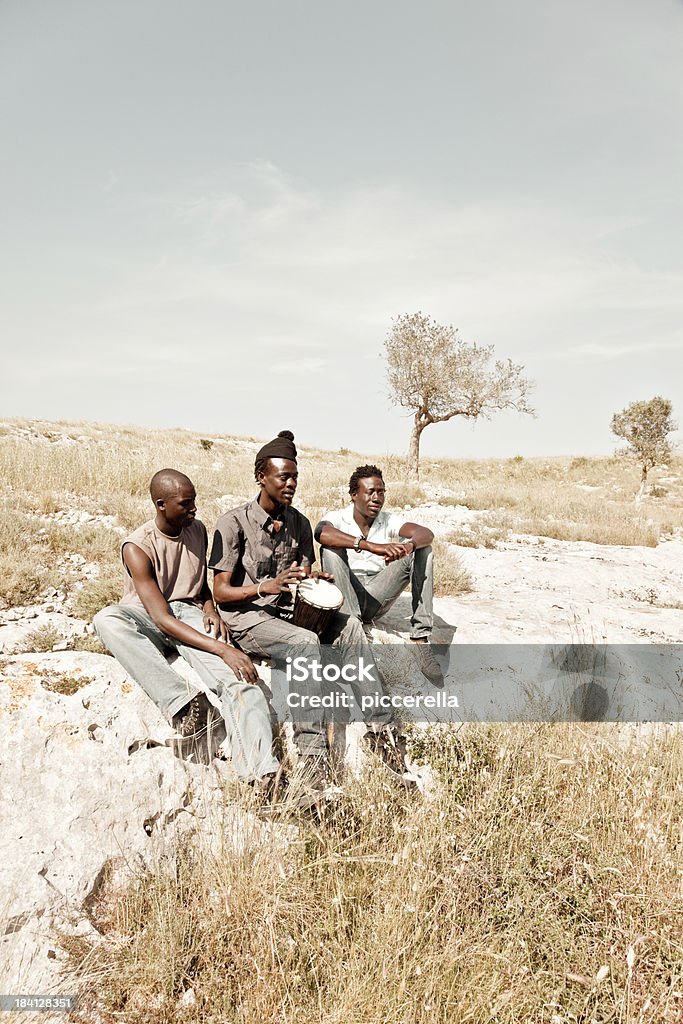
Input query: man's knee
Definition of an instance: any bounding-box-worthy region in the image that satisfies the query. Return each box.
[320,546,349,571]
[336,613,365,642]
[255,622,320,650]
[93,605,125,643]
[287,625,320,648]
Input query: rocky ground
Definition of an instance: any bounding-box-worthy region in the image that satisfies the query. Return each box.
[2,490,683,1011]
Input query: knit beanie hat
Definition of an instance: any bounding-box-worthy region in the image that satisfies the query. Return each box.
[255,429,297,465]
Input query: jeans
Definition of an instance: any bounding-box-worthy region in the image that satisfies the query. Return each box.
[228,609,395,753]
[321,545,434,640]
[94,601,279,781]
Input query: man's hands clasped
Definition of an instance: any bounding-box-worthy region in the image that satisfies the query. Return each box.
[365,539,415,564]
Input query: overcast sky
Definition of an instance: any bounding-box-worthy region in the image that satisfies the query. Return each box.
[1,0,681,459]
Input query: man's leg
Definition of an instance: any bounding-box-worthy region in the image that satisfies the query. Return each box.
[170,603,280,781]
[320,547,367,620]
[326,611,413,783]
[230,616,327,759]
[325,612,394,729]
[94,604,196,721]
[364,546,434,639]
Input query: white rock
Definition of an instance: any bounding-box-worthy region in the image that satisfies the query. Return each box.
[178,988,197,1007]
[0,650,279,996]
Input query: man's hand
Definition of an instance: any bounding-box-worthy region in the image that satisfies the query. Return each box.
[261,561,309,595]
[366,540,414,564]
[203,605,228,641]
[220,645,260,683]
[310,570,335,583]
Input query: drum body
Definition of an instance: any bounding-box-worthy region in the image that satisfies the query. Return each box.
[292,578,344,638]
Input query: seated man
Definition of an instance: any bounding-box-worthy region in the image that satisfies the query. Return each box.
[94,469,280,786]
[209,432,411,782]
[315,464,443,684]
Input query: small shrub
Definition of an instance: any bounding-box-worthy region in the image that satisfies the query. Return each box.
[41,671,94,695]
[0,558,45,607]
[71,633,108,655]
[432,537,474,595]
[70,574,122,622]
[199,438,214,451]
[445,523,509,549]
[23,624,63,652]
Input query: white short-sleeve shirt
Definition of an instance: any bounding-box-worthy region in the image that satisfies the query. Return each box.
[320,505,409,577]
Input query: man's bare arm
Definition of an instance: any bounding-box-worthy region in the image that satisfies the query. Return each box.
[396,521,434,550]
[123,544,258,682]
[315,521,415,564]
[212,564,308,605]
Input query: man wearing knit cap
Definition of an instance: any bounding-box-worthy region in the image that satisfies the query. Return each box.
[209,430,410,786]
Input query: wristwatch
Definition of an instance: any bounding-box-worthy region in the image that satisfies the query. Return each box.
[354,535,364,552]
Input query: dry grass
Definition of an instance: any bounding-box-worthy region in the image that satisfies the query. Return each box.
[22,623,63,652]
[2,420,679,616]
[70,724,683,1023]
[426,455,683,548]
[431,537,473,596]
[2,420,682,1019]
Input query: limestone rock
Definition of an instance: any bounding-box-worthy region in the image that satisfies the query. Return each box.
[0,650,271,996]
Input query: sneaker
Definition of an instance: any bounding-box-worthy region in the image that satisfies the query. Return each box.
[166,692,217,765]
[412,640,444,687]
[363,726,416,787]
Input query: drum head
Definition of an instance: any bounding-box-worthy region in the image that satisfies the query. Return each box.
[297,578,344,610]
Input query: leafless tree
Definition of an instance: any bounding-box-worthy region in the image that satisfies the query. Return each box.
[385,311,534,479]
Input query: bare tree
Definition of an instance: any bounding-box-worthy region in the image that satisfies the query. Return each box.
[611,396,676,502]
[384,311,534,479]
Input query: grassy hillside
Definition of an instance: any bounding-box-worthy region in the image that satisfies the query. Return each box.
[1,417,681,615]
[1,418,682,1022]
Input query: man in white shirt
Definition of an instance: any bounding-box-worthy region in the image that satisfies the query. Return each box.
[315,465,443,684]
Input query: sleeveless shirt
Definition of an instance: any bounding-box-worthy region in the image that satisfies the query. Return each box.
[120,518,207,608]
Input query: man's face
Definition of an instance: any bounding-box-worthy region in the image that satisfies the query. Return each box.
[351,476,385,519]
[258,458,298,507]
[159,482,197,530]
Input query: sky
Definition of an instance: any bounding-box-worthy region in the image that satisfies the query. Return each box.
[1,0,682,459]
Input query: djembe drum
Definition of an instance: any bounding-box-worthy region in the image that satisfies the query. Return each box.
[292,578,344,638]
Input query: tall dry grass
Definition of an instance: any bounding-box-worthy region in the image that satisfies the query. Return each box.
[0,420,476,606]
[3,420,681,1019]
[70,724,683,1023]
[1,419,681,608]
[419,454,683,548]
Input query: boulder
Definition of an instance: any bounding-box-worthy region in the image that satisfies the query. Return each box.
[0,651,278,998]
